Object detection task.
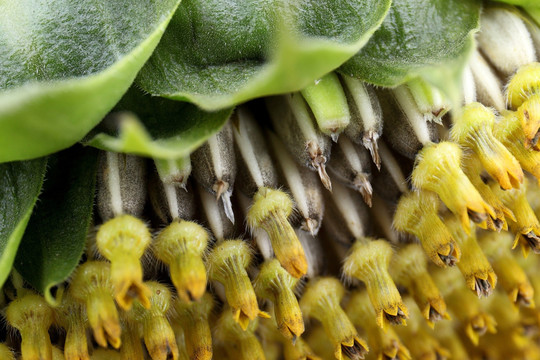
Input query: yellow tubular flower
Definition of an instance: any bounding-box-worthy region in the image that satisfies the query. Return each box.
[393,190,460,267]
[69,261,121,349]
[346,291,411,360]
[394,297,450,360]
[493,180,540,257]
[451,102,523,189]
[434,268,497,345]
[283,337,322,360]
[120,316,146,360]
[343,238,408,329]
[300,277,369,360]
[95,214,151,310]
[174,293,214,360]
[206,240,269,330]
[153,220,209,302]
[480,231,535,308]
[5,293,54,360]
[214,308,266,360]
[445,215,497,297]
[306,325,338,360]
[488,292,529,353]
[91,349,122,360]
[56,294,90,360]
[391,244,450,327]
[434,320,470,360]
[130,282,179,360]
[506,62,540,148]
[247,187,308,278]
[254,259,304,341]
[494,111,540,181]
[412,141,495,233]
[462,154,515,232]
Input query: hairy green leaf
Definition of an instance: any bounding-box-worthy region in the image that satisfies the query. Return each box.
[137,0,392,111]
[0,158,47,290]
[0,0,181,163]
[84,87,233,159]
[340,0,481,107]
[14,147,98,305]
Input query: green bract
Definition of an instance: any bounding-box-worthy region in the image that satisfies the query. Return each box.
[341,0,481,106]
[0,158,47,290]
[136,0,392,111]
[85,87,233,159]
[0,0,181,163]
[14,148,98,304]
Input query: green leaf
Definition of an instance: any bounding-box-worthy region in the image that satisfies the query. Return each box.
[340,0,481,107]
[0,0,182,164]
[137,0,392,111]
[84,87,233,159]
[0,158,47,290]
[492,0,539,6]
[14,147,98,305]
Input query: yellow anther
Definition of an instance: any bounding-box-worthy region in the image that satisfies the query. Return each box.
[247,187,308,278]
[346,291,411,360]
[445,215,497,297]
[300,277,369,360]
[435,268,497,345]
[0,344,14,360]
[495,111,540,181]
[207,240,269,330]
[214,307,266,360]
[462,155,515,232]
[5,292,54,360]
[392,244,449,327]
[481,231,535,308]
[69,261,121,349]
[493,181,540,257]
[56,293,90,360]
[393,190,461,267]
[130,282,179,360]
[96,214,151,310]
[451,102,523,189]
[153,220,209,302]
[254,259,304,341]
[174,292,214,360]
[343,239,408,330]
[412,141,495,232]
[506,62,540,147]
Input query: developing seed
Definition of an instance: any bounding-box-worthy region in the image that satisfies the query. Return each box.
[148,168,196,223]
[468,50,505,112]
[268,131,325,234]
[266,93,332,191]
[191,121,236,223]
[301,72,351,142]
[154,155,192,190]
[327,135,373,206]
[477,7,537,77]
[340,75,383,169]
[198,183,236,242]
